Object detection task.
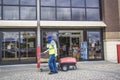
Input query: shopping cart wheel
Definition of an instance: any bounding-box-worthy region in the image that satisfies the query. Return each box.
[61,65,68,71]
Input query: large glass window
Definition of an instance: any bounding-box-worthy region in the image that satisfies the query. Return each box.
[41,0,55,6]
[87,31,102,60]
[1,0,101,21]
[40,0,101,21]
[86,0,99,7]
[3,6,19,20]
[71,0,85,7]
[20,0,36,5]
[86,9,100,21]
[0,0,37,20]
[41,7,55,20]
[57,8,71,20]
[3,0,19,5]
[72,8,85,21]
[20,7,36,20]
[57,0,70,7]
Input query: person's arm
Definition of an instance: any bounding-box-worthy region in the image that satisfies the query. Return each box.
[43,49,49,54]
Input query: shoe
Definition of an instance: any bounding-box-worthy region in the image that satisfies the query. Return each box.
[48,72,54,74]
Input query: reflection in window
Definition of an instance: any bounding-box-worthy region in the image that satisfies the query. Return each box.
[20,0,36,5]
[41,0,55,6]
[71,0,85,7]
[0,0,1,4]
[72,8,85,21]
[86,0,99,7]
[41,7,55,20]
[87,9,100,21]
[3,0,19,5]
[20,7,36,20]
[57,8,71,20]
[3,6,19,20]
[57,0,70,7]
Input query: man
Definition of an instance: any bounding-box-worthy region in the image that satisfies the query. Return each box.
[43,36,58,74]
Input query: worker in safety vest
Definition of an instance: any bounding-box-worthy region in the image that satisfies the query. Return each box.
[43,36,58,74]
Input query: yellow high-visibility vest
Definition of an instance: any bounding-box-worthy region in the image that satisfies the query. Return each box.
[49,44,55,55]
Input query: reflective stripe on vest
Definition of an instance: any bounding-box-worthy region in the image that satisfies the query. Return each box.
[49,44,55,55]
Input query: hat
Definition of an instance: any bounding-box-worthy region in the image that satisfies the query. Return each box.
[47,36,52,42]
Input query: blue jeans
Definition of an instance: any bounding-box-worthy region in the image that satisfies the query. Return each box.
[48,54,57,72]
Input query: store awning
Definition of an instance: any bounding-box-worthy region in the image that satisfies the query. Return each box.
[40,21,107,28]
[0,20,37,28]
[0,20,106,28]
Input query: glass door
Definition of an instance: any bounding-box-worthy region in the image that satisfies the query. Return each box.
[59,30,83,60]
[59,36,70,57]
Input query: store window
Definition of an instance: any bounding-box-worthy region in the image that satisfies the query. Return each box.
[20,31,36,58]
[1,31,36,63]
[2,32,19,59]
[87,31,102,60]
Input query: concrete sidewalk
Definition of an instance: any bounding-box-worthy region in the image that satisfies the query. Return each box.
[0,61,120,80]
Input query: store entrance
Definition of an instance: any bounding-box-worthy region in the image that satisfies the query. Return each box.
[58,30,83,59]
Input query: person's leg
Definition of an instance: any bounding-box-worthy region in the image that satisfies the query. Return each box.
[48,55,54,73]
[52,55,58,73]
